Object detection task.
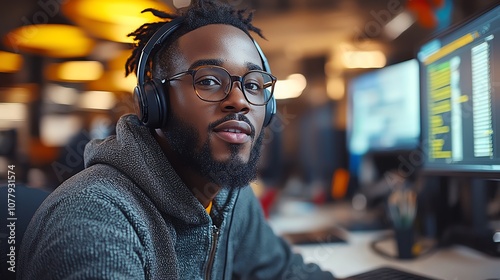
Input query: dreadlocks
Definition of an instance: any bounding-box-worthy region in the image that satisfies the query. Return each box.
[125,0,264,80]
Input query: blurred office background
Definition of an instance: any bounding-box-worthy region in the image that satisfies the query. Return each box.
[0,0,495,198]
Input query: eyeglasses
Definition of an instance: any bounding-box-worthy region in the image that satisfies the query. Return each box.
[162,65,276,106]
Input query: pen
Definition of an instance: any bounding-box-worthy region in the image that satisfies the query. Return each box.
[388,187,417,229]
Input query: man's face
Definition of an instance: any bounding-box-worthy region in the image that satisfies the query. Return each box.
[160,24,267,188]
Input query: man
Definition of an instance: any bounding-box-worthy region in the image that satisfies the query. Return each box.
[18,1,335,279]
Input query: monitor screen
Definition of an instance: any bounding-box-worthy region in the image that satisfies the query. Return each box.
[418,4,500,175]
[347,59,420,156]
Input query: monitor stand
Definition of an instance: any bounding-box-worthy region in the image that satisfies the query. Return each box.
[441,178,500,257]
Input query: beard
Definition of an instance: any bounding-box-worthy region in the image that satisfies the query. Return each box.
[162,113,264,189]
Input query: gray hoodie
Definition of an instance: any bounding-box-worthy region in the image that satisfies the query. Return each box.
[18,114,334,280]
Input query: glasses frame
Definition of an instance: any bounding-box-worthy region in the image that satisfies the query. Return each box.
[162,65,277,106]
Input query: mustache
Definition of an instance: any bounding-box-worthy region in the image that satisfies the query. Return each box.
[208,114,256,138]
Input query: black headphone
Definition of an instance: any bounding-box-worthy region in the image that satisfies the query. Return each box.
[134,17,276,128]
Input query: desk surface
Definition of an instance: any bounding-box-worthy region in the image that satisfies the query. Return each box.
[269,201,500,280]
[293,230,500,280]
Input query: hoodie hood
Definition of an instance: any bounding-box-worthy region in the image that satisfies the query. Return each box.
[84,114,226,225]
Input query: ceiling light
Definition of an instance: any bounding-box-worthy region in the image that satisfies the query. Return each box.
[273,74,307,100]
[0,103,27,122]
[44,84,79,105]
[3,24,95,58]
[342,51,386,68]
[0,51,23,73]
[62,0,173,43]
[45,61,104,82]
[78,91,116,110]
[87,70,137,93]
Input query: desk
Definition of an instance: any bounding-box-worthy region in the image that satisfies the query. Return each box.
[293,230,500,279]
[269,202,500,280]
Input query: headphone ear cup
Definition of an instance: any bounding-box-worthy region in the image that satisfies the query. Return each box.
[138,79,169,128]
[134,85,147,124]
[263,90,276,127]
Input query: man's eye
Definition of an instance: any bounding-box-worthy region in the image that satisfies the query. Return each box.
[196,76,221,87]
[244,82,262,92]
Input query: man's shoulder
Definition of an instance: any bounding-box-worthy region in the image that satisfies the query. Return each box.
[47,164,143,213]
[61,164,133,192]
[29,163,165,243]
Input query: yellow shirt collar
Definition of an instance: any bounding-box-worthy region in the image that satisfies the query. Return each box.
[205,201,213,214]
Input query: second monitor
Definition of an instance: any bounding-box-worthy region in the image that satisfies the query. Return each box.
[347,59,420,157]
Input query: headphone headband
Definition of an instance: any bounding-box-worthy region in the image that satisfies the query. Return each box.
[136,17,185,86]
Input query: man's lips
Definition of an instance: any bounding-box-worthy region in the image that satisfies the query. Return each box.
[213,120,252,144]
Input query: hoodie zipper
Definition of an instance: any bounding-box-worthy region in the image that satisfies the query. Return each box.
[204,224,220,280]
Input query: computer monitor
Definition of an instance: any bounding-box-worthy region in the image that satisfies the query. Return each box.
[347,59,420,157]
[417,3,500,257]
[346,59,420,212]
[418,4,500,176]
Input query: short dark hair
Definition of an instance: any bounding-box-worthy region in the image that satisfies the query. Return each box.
[125,0,264,79]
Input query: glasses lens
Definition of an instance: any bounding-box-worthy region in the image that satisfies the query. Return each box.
[192,66,275,105]
[243,71,274,105]
[193,67,230,101]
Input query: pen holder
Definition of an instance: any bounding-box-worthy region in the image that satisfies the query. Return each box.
[395,227,414,259]
[388,186,417,260]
